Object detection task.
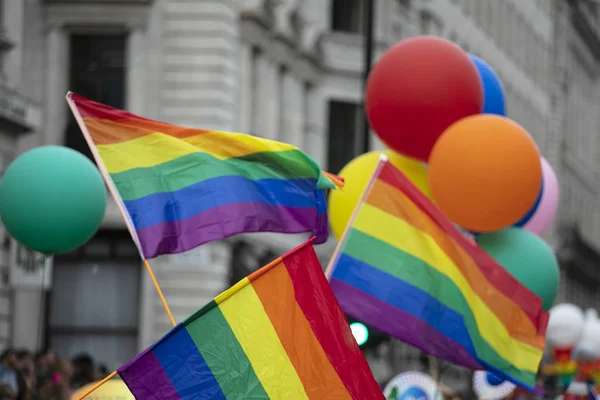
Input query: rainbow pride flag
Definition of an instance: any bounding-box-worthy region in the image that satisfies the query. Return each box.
[327,157,549,390]
[66,93,339,259]
[117,239,383,399]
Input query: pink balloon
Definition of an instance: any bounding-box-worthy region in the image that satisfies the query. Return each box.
[523,157,559,236]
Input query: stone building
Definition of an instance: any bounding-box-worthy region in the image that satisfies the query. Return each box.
[0,0,598,393]
[0,0,43,352]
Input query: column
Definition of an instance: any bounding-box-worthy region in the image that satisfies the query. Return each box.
[304,85,327,167]
[546,0,569,248]
[11,291,45,351]
[43,25,69,146]
[264,60,281,141]
[11,252,52,352]
[238,44,253,133]
[3,0,24,87]
[252,54,268,136]
[254,55,279,140]
[125,26,147,116]
[287,75,304,149]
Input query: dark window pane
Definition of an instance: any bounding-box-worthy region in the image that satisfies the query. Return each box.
[66,34,127,161]
[49,231,140,369]
[327,101,361,174]
[331,0,363,33]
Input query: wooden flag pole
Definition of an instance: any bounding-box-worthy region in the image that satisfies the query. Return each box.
[74,262,175,399]
[75,371,118,400]
[66,93,176,328]
[144,260,176,326]
[78,238,318,399]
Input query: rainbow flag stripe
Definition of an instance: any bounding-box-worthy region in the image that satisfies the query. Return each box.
[328,159,549,390]
[67,93,337,259]
[117,240,383,400]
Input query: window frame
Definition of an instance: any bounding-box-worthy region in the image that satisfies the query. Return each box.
[48,230,142,367]
[42,0,153,351]
[326,99,364,174]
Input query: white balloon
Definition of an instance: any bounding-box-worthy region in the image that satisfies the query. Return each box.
[574,309,600,361]
[547,304,585,347]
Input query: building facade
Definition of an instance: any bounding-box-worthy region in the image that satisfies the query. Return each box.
[0,0,43,352]
[0,0,598,394]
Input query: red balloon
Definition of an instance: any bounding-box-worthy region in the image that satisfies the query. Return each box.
[365,36,483,162]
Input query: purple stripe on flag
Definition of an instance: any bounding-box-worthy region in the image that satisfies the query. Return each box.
[137,201,328,259]
[118,350,181,400]
[330,279,483,370]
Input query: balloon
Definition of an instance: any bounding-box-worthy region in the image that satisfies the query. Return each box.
[575,309,600,361]
[513,179,543,228]
[547,304,585,348]
[523,158,559,235]
[476,228,559,311]
[365,35,483,162]
[469,54,506,116]
[328,150,430,240]
[485,373,505,386]
[428,115,542,232]
[0,146,106,254]
[71,378,133,399]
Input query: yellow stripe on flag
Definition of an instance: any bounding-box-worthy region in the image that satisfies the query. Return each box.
[96,131,297,174]
[353,203,542,373]
[216,279,309,399]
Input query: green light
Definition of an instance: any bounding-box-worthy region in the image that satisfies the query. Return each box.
[350,322,369,346]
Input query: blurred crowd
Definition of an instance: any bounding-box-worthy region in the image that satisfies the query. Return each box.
[0,349,108,400]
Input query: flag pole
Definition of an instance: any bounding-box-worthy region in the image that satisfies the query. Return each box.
[79,237,318,399]
[324,153,388,279]
[75,371,117,400]
[65,93,176,327]
[144,260,176,326]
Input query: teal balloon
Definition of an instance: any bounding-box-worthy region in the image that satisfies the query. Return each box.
[476,227,559,311]
[0,146,106,254]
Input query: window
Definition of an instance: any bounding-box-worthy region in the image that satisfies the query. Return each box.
[48,231,140,370]
[229,242,276,287]
[327,101,363,174]
[65,34,127,160]
[420,11,443,36]
[331,0,363,33]
[0,0,14,79]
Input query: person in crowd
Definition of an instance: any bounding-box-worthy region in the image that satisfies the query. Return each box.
[15,350,34,400]
[34,350,54,389]
[0,383,16,400]
[94,364,108,381]
[70,354,94,390]
[0,350,18,397]
[38,358,73,400]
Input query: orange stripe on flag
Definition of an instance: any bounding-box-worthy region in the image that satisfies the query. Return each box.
[82,117,209,145]
[251,262,352,400]
[366,178,545,349]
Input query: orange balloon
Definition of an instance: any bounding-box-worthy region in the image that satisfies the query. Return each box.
[428,115,542,232]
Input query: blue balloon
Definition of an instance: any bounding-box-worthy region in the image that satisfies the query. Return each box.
[485,372,505,386]
[469,54,506,116]
[513,179,544,227]
[399,387,428,400]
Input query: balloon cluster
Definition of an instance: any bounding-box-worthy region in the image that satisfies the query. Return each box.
[330,35,560,311]
[0,146,106,255]
[544,304,600,390]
